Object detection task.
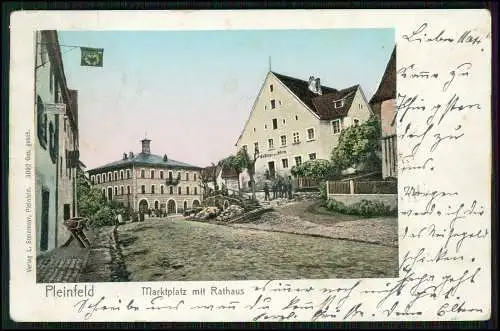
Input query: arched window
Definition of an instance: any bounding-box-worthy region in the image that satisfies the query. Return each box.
[114,187,118,195]
[121,186,124,195]
[97,174,101,184]
[127,185,131,194]
[160,171,164,179]
[126,169,131,179]
[120,170,124,179]
[108,173,112,182]
[114,171,118,181]
[151,185,155,194]
[141,169,145,178]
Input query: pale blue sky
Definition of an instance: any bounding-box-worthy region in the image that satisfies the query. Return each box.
[58,29,394,169]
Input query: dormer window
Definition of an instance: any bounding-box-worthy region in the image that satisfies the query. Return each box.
[333,99,344,108]
[270,100,276,109]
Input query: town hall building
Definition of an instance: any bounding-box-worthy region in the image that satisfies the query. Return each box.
[88,138,203,215]
[235,70,374,183]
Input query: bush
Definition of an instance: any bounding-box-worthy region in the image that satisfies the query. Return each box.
[318,182,327,201]
[90,205,117,227]
[325,198,397,217]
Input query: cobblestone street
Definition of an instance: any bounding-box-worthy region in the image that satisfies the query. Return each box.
[36,201,398,283]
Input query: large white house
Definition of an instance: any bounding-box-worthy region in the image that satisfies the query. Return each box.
[235,70,374,186]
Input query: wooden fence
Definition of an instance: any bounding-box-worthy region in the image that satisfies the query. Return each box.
[327,181,351,194]
[327,180,397,194]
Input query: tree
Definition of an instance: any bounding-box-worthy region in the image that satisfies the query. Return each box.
[237,146,259,201]
[76,169,119,227]
[330,116,382,172]
[200,163,220,197]
[219,154,245,197]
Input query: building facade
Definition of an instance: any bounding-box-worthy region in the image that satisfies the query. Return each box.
[88,139,203,214]
[35,30,80,254]
[369,47,397,179]
[235,71,374,184]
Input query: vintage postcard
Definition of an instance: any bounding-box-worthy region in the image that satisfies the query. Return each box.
[9,10,491,322]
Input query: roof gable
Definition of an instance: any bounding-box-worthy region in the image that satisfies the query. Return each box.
[369,46,396,106]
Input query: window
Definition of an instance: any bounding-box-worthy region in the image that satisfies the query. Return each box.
[283,119,286,124]
[194,173,197,181]
[178,187,182,195]
[121,186,124,195]
[254,142,259,153]
[242,145,247,151]
[151,185,155,194]
[186,173,189,181]
[101,174,105,183]
[280,135,287,146]
[270,84,274,92]
[63,204,71,221]
[309,153,317,160]
[272,118,278,129]
[168,171,173,180]
[108,173,112,182]
[160,171,164,179]
[186,187,190,195]
[293,132,300,144]
[114,187,118,195]
[161,185,164,194]
[169,186,174,194]
[141,185,145,194]
[120,170,124,179]
[282,158,289,168]
[268,138,274,149]
[295,115,298,120]
[359,104,363,109]
[307,128,315,140]
[194,187,197,195]
[140,170,145,178]
[331,119,342,134]
[253,127,256,132]
[177,172,181,180]
[114,171,118,181]
[36,96,47,149]
[295,156,302,166]
[271,99,276,109]
[127,186,131,194]
[96,175,100,184]
[126,169,131,179]
[265,124,267,129]
[353,118,360,126]
[151,170,155,179]
[91,176,95,184]
[334,99,344,108]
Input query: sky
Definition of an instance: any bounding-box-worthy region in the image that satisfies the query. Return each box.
[58,29,394,169]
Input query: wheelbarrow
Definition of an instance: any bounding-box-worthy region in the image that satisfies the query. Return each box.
[61,217,91,248]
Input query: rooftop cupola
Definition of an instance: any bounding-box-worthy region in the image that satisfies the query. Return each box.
[141,138,151,154]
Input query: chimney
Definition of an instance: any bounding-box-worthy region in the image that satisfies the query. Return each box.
[308,75,317,94]
[163,154,168,162]
[315,78,322,95]
[123,153,128,160]
[129,151,134,159]
[141,138,151,154]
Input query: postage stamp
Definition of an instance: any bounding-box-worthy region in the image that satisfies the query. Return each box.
[8,9,492,322]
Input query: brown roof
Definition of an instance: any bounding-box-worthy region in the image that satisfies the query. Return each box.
[369,46,396,111]
[201,165,221,179]
[272,72,360,120]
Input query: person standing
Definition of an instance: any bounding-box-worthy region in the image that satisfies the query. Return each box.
[263,182,270,201]
[287,180,293,199]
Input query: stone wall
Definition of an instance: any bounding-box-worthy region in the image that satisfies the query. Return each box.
[327,193,398,209]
